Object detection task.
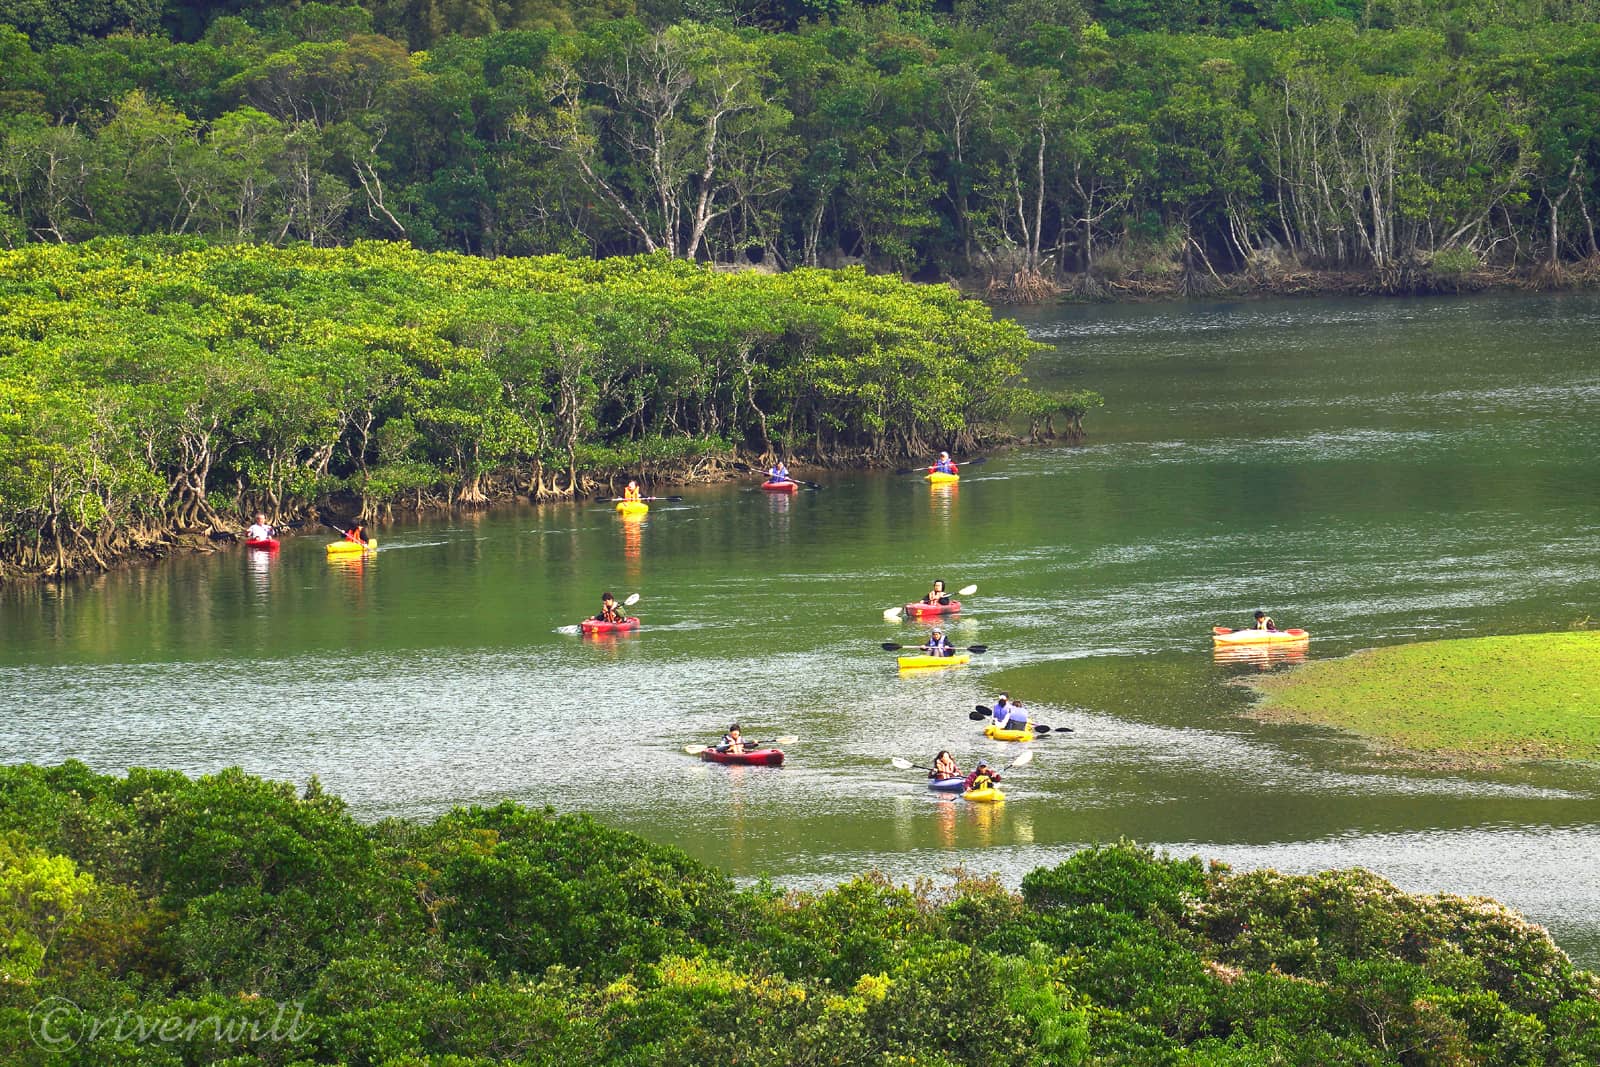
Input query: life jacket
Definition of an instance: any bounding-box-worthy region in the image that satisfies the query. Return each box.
[345,528,363,543]
[770,466,788,480]
[599,603,621,622]
[934,459,956,473]
[926,637,952,656]
[624,485,641,501]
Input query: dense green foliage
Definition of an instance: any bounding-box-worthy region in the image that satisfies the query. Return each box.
[0,763,1597,1063]
[0,240,1050,575]
[4,2,1600,284]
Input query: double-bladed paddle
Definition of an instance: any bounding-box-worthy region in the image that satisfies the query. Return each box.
[894,456,988,476]
[598,495,684,503]
[884,584,977,620]
[685,735,798,755]
[883,642,987,654]
[970,706,1070,733]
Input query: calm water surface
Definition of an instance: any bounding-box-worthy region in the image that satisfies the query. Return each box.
[4,292,1599,961]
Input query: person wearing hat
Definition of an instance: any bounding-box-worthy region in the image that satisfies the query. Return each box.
[931,451,958,475]
[716,723,745,755]
[962,759,1001,792]
[1248,610,1278,632]
[921,629,955,657]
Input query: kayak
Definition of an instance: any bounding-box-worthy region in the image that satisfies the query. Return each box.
[700,747,784,767]
[962,786,1005,803]
[761,480,799,493]
[983,724,1035,743]
[925,471,960,484]
[325,539,376,556]
[928,776,967,793]
[246,538,279,550]
[1212,627,1309,646]
[905,600,961,617]
[616,500,649,517]
[581,616,640,634]
[897,653,971,670]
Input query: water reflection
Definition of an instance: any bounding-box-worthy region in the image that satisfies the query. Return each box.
[1212,644,1309,670]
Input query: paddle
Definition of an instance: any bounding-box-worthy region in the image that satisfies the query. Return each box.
[1213,626,1307,635]
[597,495,684,503]
[883,584,977,620]
[970,707,1070,734]
[1001,750,1035,773]
[741,461,824,491]
[882,642,987,654]
[894,456,989,476]
[685,735,798,755]
[890,757,934,772]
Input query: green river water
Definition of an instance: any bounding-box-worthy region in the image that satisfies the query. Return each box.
[4,292,1599,961]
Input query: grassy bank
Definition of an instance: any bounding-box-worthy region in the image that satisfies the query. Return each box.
[1246,631,1600,764]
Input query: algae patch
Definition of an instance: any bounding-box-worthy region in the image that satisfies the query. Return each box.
[1244,631,1600,764]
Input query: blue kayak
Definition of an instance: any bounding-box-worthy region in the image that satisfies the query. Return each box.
[927,776,966,793]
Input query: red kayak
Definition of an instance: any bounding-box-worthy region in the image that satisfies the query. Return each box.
[246,538,280,550]
[905,600,960,617]
[761,480,799,493]
[700,747,785,767]
[581,616,640,634]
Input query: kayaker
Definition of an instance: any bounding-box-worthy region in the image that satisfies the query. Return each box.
[717,723,745,755]
[922,629,955,657]
[246,514,275,541]
[1250,610,1278,631]
[963,760,1000,791]
[768,460,790,482]
[344,523,368,545]
[595,592,625,624]
[922,579,949,605]
[623,480,643,502]
[992,694,1028,731]
[930,750,961,781]
[931,451,958,475]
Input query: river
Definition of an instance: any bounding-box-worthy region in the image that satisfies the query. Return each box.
[3,292,1599,962]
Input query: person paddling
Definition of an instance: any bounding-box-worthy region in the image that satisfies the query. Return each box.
[768,460,791,482]
[922,629,955,657]
[931,451,958,475]
[717,723,745,755]
[246,514,275,541]
[344,523,368,545]
[963,760,1000,792]
[1249,610,1278,631]
[922,579,950,605]
[595,592,625,624]
[930,750,961,781]
[623,480,643,502]
[991,694,1029,731]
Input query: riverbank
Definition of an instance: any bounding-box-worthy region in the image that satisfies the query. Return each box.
[970,257,1600,305]
[1244,631,1600,767]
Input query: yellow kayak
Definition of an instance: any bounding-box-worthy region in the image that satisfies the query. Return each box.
[616,500,649,517]
[326,538,376,556]
[1212,627,1309,646]
[925,471,960,484]
[983,724,1035,743]
[962,786,1005,803]
[897,653,971,670]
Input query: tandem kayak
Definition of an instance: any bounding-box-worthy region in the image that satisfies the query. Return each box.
[925,471,960,484]
[761,480,799,493]
[326,539,376,556]
[581,616,640,634]
[928,776,967,793]
[897,653,971,670]
[616,500,649,517]
[962,786,1005,803]
[905,600,960,617]
[983,724,1035,743]
[246,538,279,550]
[1212,627,1309,646]
[700,747,785,767]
